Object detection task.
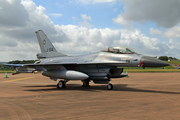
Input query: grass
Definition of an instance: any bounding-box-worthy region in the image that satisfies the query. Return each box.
[0,71,14,73]
[124,69,180,73]
[167,60,180,65]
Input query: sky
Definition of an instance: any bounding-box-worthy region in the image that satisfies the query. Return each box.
[0,0,180,61]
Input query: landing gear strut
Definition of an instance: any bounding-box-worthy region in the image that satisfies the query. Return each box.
[107,83,113,90]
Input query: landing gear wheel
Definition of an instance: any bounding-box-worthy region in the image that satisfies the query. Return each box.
[57,80,65,89]
[82,80,90,87]
[107,84,113,90]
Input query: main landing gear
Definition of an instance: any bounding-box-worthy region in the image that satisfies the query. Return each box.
[57,80,68,89]
[82,79,113,90]
[82,80,90,87]
[57,80,113,90]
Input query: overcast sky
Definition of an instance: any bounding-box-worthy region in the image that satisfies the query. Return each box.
[0,0,180,61]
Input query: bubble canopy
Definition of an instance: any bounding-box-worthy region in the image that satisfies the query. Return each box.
[102,46,136,54]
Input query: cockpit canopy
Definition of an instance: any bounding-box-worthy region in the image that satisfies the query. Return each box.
[102,46,136,54]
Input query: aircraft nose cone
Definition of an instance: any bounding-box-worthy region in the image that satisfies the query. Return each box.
[140,56,170,67]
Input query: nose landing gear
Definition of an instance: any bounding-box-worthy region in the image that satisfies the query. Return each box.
[107,83,113,90]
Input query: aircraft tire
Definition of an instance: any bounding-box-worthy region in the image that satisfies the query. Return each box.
[107,84,113,90]
[57,80,65,88]
[82,80,89,87]
[57,83,59,88]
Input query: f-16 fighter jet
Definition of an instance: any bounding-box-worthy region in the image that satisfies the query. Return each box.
[4,30,169,90]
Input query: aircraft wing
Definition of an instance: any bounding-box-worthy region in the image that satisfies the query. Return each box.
[77,61,128,64]
[3,63,24,67]
[4,61,128,67]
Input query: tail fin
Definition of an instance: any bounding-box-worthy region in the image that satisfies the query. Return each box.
[35,30,66,59]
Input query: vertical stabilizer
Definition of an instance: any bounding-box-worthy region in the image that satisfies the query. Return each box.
[36,30,57,53]
[35,30,66,59]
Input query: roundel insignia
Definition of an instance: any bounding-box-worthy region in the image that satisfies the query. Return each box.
[43,39,46,45]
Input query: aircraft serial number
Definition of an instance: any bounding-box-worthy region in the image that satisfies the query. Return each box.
[121,58,130,61]
[46,48,54,52]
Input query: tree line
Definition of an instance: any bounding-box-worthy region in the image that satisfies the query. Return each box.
[0,60,37,70]
[7,60,37,64]
[158,56,178,61]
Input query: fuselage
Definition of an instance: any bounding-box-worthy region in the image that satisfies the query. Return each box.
[39,51,169,81]
[39,51,143,67]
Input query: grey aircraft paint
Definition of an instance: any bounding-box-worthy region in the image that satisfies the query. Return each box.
[4,30,170,90]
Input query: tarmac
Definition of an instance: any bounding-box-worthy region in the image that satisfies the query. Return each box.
[1,72,180,120]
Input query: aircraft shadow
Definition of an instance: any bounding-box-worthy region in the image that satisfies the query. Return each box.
[23,84,180,94]
[23,85,56,88]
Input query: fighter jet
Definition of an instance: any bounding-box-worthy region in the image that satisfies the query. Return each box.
[4,30,170,90]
